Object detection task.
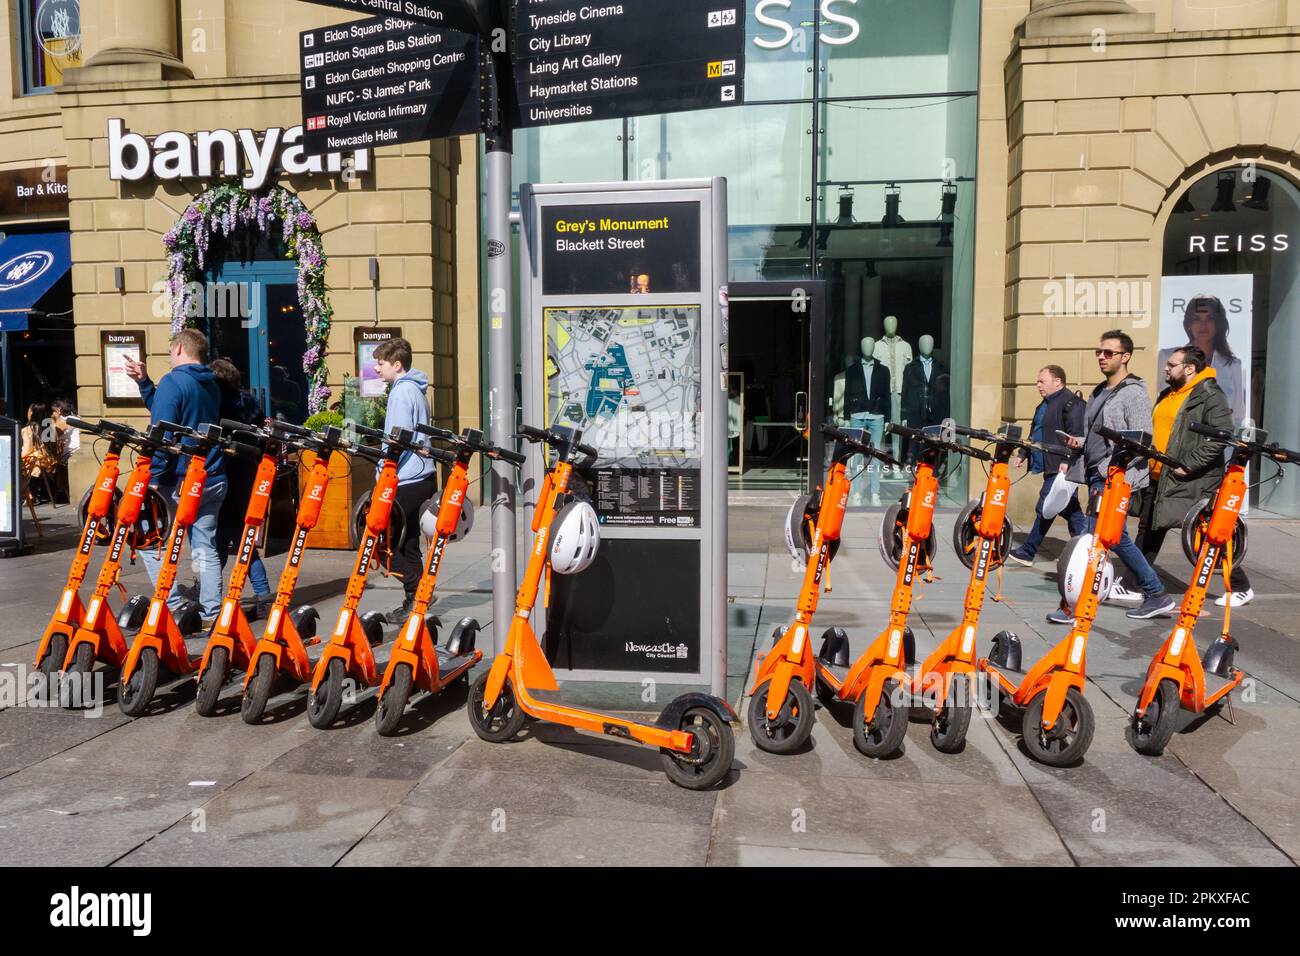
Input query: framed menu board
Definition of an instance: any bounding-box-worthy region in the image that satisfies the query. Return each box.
[102,330,145,407]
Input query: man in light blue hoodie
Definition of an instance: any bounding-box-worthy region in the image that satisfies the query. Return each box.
[371,337,438,623]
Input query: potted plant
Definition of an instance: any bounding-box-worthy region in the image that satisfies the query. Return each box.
[297,408,375,550]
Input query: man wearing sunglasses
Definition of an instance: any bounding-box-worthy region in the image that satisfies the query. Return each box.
[1053,330,1175,623]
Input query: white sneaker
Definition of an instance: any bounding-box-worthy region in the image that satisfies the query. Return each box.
[1215,588,1254,608]
[1107,581,1143,605]
[870,493,882,507]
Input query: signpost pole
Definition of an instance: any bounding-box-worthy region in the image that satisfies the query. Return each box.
[483,3,516,652]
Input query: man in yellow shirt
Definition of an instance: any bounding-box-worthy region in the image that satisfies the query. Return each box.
[1135,346,1251,605]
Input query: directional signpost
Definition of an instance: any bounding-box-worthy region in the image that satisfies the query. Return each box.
[297,0,747,669]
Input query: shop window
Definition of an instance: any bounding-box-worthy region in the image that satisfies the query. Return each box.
[1161,168,1300,516]
[18,0,82,95]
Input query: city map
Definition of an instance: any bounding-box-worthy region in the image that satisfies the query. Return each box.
[545,306,701,470]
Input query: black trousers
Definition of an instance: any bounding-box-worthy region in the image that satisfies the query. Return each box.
[1135,491,1250,593]
[392,476,438,598]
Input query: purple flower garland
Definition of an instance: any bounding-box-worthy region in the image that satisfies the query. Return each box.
[162,184,334,414]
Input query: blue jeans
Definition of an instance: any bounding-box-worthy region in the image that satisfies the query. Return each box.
[1018,472,1087,557]
[1088,475,1163,598]
[848,413,885,499]
[142,480,226,617]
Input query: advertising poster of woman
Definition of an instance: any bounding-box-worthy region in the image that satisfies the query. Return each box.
[1157,274,1253,427]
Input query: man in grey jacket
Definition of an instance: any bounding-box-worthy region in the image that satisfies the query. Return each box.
[1051,330,1175,623]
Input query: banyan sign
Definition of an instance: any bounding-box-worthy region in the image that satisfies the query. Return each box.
[299,16,480,152]
[513,0,746,127]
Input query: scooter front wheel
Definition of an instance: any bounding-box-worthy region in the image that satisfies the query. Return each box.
[307,659,346,729]
[660,707,735,790]
[33,633,68,702]
[467,671,526,742]
[1023,687,1094,766]
[930,673,972,754]
[375,664,413,737]
[853,679,909,758]
[118,648,159,717]
[747,679,815,754]
[1126,679,1180,756]
[194,646,229,717]
[242,654,276,725]
[60,642,97,710]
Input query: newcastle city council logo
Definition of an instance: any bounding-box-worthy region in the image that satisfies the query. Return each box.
[35,0,81,58]
[0,251,54,291]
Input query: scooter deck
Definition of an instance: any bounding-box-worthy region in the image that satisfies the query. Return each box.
[1203,670,1238,699]
[433,645,475,674]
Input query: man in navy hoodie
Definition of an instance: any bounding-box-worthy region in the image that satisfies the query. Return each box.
[371,337,438,623]
[124,329,226,622]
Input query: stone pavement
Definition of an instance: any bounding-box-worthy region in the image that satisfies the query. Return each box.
[0,494,1296,866]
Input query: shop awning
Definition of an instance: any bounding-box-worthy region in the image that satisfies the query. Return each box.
[0,232,72,332]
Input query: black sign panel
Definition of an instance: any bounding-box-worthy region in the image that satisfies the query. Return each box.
[594,468,700,528]
[513,0,745,128]
[541,201,701,295]
[545,538,700,673]
[299,16,480,153]
[298,0,484,34]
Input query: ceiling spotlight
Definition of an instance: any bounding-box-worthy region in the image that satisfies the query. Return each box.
[836,186,856,225]
[937,182,957,248]
[881,184,902,228]
[1244,177,1271,211]
[1211,171,1236,213]
[1173,191,1195,214]
[865,259,878,279]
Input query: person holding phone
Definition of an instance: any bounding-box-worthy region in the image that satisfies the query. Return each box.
[1007,366,1086,565]
[1051,330,1175,623]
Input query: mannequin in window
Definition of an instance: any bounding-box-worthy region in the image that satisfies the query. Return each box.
[900,334,951,463]
[872,314,912,465]
[832,336,891,505]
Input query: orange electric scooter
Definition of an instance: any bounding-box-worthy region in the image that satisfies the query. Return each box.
[118,423,250,716]
[307,424,451,729]
[239,420,357,724]
[747,423,899,753]
[904,423,1052,752]
[373,425,523,736]
[979,426,1167,766]
[818,422,985,758]
[34,417,131,688]
[1128,423,1300,755]
[56,423,176,706]
[193,419,285,716]
[469,424,738,790]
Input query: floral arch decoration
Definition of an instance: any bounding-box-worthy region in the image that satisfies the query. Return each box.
[162,183,333,414]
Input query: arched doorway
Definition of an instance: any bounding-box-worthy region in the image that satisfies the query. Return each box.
[1161,166,1300,517]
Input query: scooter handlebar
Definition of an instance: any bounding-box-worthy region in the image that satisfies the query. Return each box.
[1188,421,1234,443]
[65,416,99,434]
[517,424,549,443]
[823,423,901,467]
[1095,425,1183,470]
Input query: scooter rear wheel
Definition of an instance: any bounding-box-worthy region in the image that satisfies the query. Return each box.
[660,707,735,790]
[118,647,159,717]
[747,679,815,754]
[1126,679,1180,756]
[194,646,229,717]
[307,658,346,729]
[467,671,526,742]
[60,642,97,710]
[375,664,413,737]
[853,678,909,758]
[33,633,68,702]
[1022,686,1094,766]
[241,654,276,725]
[930,673,972,753]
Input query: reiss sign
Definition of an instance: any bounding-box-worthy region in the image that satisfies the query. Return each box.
[753,0,863,49]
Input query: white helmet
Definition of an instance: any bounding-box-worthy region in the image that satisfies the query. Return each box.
[784,494,838,569]
[549,500,600,575]
[419,497,474,543]
[1057,534,1115,605]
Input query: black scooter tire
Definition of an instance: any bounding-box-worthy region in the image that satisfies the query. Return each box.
[34,633,68,702]
[194,646,229,717]
[747,679,815,754]
[307,658,346,729]
[467,671,526,742]
[241,654,276,725]
[60,642,97,710]
[1022,686,1094,767]
[118,647,159,717]
[375,663,413,737]
[660,706,735,790]
[1126,679,1180,756]
[930,673,973,754]
[853,678,909,758]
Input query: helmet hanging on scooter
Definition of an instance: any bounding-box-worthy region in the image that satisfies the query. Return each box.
[1057,533,1115,605]
[549,500,600,575]
[784,494,840,569]
[419,497,474,543]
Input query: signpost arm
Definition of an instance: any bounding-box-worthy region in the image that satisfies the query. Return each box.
[484,1,516,652]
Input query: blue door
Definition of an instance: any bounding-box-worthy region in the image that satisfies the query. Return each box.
[205,258,310,424]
